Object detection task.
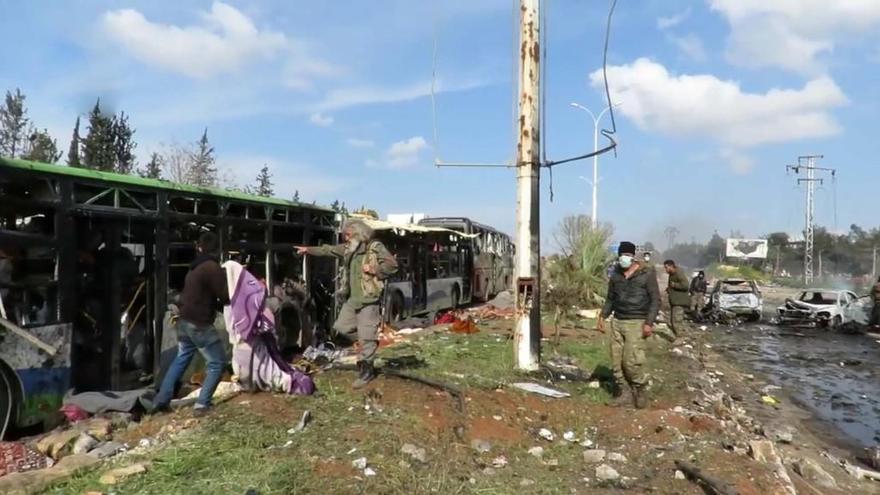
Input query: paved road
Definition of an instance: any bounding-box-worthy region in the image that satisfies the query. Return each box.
[712,322,880,449]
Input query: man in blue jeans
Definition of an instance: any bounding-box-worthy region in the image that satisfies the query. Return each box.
[153,232,230,416]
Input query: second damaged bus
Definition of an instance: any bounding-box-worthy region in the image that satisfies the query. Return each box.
[363,216,513,323]
[0,157,337,438]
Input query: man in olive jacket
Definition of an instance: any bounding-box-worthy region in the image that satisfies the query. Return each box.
[664,260,691,338]
[296,219,398,388]
[598,241,660,409]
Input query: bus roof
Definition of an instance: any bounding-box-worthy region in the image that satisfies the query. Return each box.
[362,218,478,237]
[418,216,508,236]
[0,157,334,212]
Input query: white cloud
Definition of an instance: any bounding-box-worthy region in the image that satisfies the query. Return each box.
[311,78,488,112]
[668,33,706,62]
[589,58,848,149]
[710,0,880,73]
[657,8,691,30]
[367,136,429,169]
[309,112,334,127]
[720,149,756,175]
[102,1,337,86]
[346,138,375,148]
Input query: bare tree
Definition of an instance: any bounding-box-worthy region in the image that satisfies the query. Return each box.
[554,215,594,256]
[162,142,196,184]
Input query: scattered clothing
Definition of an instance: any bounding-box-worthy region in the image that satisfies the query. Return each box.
[224,261,315,395]
[63,388,154,415]
[0,442,51,477]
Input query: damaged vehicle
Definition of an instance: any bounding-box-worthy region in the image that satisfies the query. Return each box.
[776,289,859,328]
[708,279,763,322]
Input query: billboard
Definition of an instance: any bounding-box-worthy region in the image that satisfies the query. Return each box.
[726,239,768,259]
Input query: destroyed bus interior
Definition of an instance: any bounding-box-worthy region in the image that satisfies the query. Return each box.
[365,219,472,324]
[417,216,514,303]
[0,157,337,438]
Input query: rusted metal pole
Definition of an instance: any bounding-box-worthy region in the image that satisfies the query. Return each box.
[514,0,541,371]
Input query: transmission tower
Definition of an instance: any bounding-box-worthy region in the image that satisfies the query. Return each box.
[664,226,679,250]
[787,155,836,285]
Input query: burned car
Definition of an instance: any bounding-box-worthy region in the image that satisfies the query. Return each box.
[707,279,763,322]
[776,289,859,328]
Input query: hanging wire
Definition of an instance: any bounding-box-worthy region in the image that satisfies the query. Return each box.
[543,0,618,169]
[832,171,838,231]
[431,1,512,168]
[541,0,554,201]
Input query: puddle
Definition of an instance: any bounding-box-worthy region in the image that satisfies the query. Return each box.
[713,324,880,448]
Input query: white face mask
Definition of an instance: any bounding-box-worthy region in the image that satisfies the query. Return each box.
[619,255,634,269]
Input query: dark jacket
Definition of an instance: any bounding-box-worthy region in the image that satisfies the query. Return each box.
[872,282,880,303]
[180,254,230,327]
[601,262,661,324]
[667,269,691,307]
[690,276,708,294]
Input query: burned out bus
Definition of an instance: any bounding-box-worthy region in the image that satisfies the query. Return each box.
[0,157,337,437]
[361,217,512,323]
[361,219,474,323]
[418,217,514,302]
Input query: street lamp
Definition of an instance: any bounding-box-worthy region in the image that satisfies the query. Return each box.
[570,101,621,229]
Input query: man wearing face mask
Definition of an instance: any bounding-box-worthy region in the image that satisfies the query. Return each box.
[295,219,398,388]
[597,241,660,409]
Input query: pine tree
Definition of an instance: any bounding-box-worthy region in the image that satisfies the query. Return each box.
[67,116,82,167]
[187,128,217,187]
[82,99,115,171]
[112,111,137,174]
[255,165,273,197]
[138,152,162,179]
[0,88,29,158]
[21,127,62,163]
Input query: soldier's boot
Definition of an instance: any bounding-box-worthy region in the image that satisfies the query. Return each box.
[352,360,376,389]
[607,382,632,407]
[633,385,650,410]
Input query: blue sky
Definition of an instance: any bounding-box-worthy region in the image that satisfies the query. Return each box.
[1,0,879,251]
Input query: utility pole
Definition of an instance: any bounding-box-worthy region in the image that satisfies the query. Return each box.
[872,245,877,281]
[664,226,679,250]
[513,0,541,371]
[787,155,835,285]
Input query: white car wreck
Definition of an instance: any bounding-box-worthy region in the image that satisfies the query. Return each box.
[708,279,763,322]
[776,289,860,328]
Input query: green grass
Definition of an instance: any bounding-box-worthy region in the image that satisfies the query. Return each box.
[40,325,685,495]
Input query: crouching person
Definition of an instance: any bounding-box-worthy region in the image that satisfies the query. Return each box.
[296,219,398,388]
[153,232,230,416]
[597,241,660,409]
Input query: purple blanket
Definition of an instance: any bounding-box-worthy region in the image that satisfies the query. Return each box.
[226,265,314,395]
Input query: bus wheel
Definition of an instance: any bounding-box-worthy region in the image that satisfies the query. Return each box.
[452,286,461,309]
[0,361,22,440]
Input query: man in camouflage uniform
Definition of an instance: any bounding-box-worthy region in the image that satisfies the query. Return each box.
[689,270,708,321]
[296,219,398,388]
[663,260,691,338]
[870,276,880,328]
[598,241,660,409]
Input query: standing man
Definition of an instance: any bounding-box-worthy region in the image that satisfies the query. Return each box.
[296,219,398,388]
[154,232,229,416]
[664,260,691,338]
[689,270,708,321]
[870,276,880,328]
[598,241,660,409]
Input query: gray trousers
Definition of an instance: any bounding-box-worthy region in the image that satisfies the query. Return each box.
[333,301,380,362]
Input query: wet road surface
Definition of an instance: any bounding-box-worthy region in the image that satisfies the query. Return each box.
[712,322,880,449]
